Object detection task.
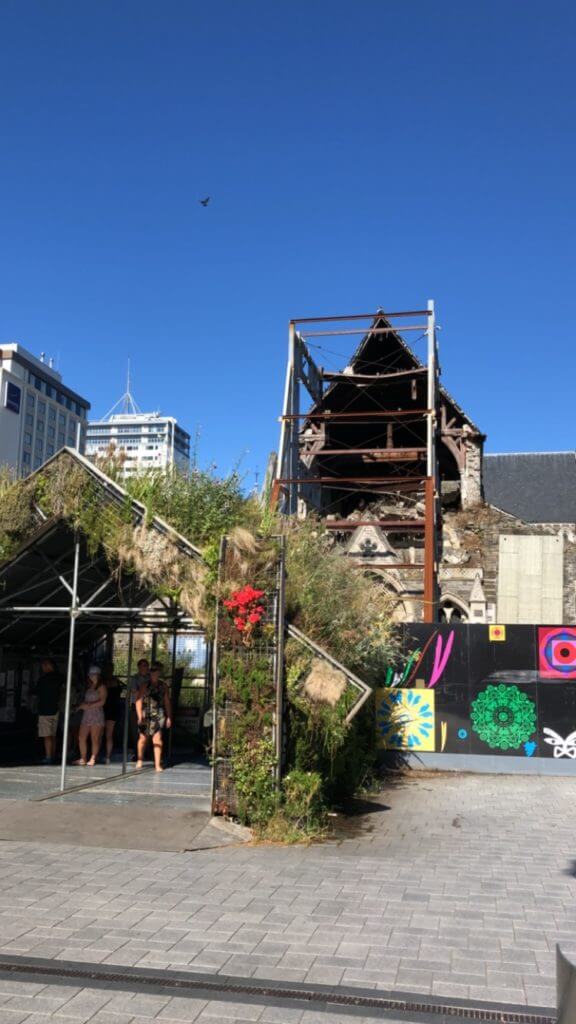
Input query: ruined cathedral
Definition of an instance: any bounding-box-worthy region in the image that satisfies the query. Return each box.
[275,310,576,625]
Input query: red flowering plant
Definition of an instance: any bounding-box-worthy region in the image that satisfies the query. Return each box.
[223,585,266,646]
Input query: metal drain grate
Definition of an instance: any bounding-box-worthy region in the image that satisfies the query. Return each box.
[0,957,555,1024]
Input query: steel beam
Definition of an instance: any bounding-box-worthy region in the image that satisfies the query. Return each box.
[290,310,433,324]
[302,326,428,337]
[281,409,430,420]
[423,477,436,623]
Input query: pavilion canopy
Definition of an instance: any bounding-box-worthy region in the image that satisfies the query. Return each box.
[0,449,205,654]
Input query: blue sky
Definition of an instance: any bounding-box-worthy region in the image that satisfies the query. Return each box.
[1,0,575,486]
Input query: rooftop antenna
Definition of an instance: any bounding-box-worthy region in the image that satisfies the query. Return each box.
[103,358,142,419]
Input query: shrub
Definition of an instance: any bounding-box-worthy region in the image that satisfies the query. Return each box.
[231,737,278,827]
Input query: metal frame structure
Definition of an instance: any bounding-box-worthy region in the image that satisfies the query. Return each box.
[287,625,372,724]
[0,449,207,791]
[275,306,440,622]
[0,537,203,791]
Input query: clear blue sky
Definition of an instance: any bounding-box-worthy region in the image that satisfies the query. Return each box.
[1,0,575,485]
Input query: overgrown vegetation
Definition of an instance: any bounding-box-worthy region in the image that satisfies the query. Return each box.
[0,451,397,840]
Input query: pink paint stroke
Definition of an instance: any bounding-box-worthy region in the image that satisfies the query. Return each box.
[427,631,454,688]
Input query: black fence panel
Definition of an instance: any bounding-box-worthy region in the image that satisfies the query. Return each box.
[376,623,576,763]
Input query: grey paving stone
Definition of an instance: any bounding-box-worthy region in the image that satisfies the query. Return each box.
[305,966,344,985]
[431,981,470,998]
[86,1014,136,1024]
[0,1012,31,1024]
[104,993,171,1015]
[260,1008,304,1023]
[53,989,114,1017]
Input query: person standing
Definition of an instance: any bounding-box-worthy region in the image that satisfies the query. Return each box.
[37,658,62,765]
[75,666,106,766]
[135,664,172,772]
[129,658,150,756]
[102,661,122,765]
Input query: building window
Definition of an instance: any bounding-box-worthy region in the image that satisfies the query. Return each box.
[24,432,32,445]
[45,384,54,399]
[57,432,65,445]
[35,438,43,453]
[58,413,66,428]
[46,444,55,457]
[38,400,46,416]
[25,412,34,427]
[26,393,35,410]
[48,406,56,422]
[57,392,64,405]
[22,451,31,465]
[48,426,55,441]
[5,382,21,413]
[34,375,42,391]
[37,419,44,434]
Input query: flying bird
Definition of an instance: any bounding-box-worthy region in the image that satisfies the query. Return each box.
[199,196,211,207]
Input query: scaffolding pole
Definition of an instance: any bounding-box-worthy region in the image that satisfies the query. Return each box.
[59,538,81,792]
[121,626,134,775]
[425,299,438,623]
[168,623,177,766]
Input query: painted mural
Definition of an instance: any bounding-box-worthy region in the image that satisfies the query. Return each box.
[375,624,576,761]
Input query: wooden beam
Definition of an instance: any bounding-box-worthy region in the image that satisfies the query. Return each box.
[322,368,427,383]
[313,447,426,459]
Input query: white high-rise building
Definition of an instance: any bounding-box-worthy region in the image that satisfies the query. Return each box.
[85,385,190,476]
[0,343,90,477]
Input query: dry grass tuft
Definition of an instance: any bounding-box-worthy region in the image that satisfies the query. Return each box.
[302,658,347,707]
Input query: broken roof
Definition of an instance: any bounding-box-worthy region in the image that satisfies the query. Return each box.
[315,313,483,435]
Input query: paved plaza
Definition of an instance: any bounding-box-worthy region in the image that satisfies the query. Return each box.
[0,770,573,1023]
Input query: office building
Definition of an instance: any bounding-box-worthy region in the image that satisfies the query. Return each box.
[0,344,90,477]
[85,390,190,476]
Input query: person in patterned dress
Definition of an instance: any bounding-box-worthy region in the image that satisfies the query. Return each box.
[75,666,106,766]
[135,663,172,771]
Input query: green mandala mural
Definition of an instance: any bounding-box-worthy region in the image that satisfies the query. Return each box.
[471,684,536,750]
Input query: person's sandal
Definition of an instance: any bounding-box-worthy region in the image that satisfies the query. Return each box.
[73,759,86,766]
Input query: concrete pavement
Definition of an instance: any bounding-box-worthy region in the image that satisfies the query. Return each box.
[0,771,573,1021]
